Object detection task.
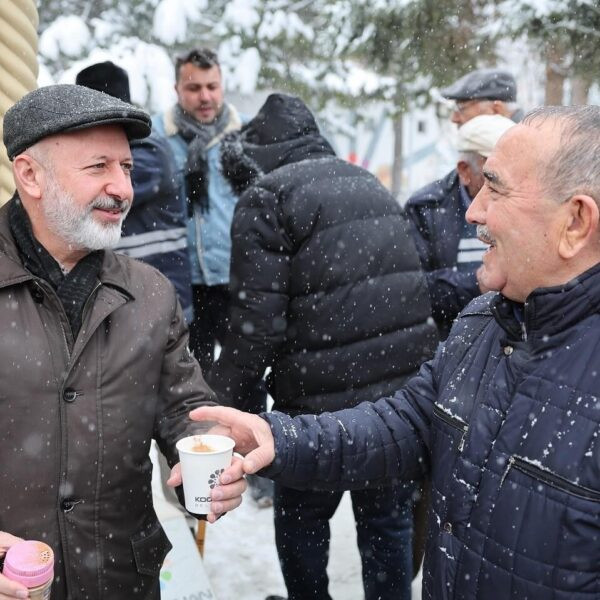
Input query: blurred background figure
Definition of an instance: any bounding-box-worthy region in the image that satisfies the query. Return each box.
[75,61,193,322]
[210,93,438,600]
[153,48,241,373]
[153,48,272,508]
[405,114,516,339]
[441,67,524,127]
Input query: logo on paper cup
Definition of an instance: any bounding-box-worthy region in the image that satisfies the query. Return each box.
[193,469,225,504]
[208,468,224,489]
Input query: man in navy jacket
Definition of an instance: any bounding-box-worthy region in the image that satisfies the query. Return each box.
[190,105,600,600]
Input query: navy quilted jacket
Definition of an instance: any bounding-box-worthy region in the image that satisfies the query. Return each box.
[263,262,600,599]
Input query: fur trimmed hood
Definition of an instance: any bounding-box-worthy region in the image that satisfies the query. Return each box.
[220,93,335,195]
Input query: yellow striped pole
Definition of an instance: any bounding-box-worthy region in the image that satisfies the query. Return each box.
[0,0,39,205]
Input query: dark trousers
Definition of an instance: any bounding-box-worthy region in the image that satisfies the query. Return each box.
[274,483,414,600]
[189,284,230,373]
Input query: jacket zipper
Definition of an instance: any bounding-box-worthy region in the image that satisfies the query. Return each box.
[500,455,600,501]
[433,404,468,452]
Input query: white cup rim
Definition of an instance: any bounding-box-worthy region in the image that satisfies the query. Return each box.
[176,434,235,456]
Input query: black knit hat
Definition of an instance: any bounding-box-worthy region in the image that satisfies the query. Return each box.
[75,61,131,103]
[3,84,150,160]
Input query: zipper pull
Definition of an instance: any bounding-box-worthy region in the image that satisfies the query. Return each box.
[520,321,527,341]
[458,428,467,452]
[500,456,514,487]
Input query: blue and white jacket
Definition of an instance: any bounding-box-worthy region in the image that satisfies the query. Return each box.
[153,105,245,287]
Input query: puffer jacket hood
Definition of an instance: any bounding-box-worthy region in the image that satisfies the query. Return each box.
[220,93,335,195]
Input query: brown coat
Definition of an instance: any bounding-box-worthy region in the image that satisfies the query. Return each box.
[0,203,215,599]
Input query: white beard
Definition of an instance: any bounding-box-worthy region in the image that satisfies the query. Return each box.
[41,174,131,251]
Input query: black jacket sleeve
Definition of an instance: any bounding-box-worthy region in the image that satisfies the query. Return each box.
[208,184,292,410]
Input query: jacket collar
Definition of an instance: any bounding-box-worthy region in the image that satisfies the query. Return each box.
[0,201,135,300]
[492,261,600,342]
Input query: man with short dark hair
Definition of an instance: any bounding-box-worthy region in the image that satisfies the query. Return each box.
[154,48,272,507]
[190,104,600,600]
[153,48,244,375]
[441,67,523,126]
[0,84,245,599]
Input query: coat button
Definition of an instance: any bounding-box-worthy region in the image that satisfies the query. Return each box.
[443,522,452,533]
[63,388,78,403]
[503,346,514,356]
[61,499,75,512]
[31,287,44,304]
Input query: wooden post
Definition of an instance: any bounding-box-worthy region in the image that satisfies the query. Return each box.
[195,520,207,557]
[0,0,39,205]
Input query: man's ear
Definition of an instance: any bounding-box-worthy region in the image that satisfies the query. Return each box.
[491,100,509,117]
[456,160,471,186]
[12,154,44,199]
[558,194,599,259]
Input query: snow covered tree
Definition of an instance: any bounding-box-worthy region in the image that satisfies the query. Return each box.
[328,0,498,195]
[497,0,600,104]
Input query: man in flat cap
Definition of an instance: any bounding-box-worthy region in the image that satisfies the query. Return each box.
[0,84,245,599]
[441,68,524,127]
[75,62,194,324]
[406,114,516,338]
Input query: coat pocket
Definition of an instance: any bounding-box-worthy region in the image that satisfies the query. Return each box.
[131,520,173,576]
[485,454,600,595]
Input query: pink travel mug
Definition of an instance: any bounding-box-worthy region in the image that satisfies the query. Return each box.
[3,540,54,599]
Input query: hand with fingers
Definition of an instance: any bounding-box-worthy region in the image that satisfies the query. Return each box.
[188,405,276,475]
[166,453,249,524]
[0,532,29,599]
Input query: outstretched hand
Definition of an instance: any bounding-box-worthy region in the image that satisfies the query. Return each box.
[188,405,276,475]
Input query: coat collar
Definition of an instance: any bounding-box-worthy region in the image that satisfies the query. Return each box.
[0,200,135,300]
[492,261,600,342]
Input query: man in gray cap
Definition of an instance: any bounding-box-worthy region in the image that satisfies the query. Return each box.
[0,84,245,599]
[406,114,516,338]
[441,67,523,126]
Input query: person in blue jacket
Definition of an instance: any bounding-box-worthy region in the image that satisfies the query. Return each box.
[153,48,245,373]
[189,105,600,600]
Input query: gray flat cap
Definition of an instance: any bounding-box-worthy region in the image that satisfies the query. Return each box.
[3,84,151,160]
[441,68,517,102]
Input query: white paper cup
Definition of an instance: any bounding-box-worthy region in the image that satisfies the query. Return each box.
[176,434,235,514]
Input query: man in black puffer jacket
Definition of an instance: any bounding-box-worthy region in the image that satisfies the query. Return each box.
[209,93,438,600]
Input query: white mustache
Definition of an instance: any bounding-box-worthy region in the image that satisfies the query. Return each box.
[476,225,496,245]
[91,196,130,213]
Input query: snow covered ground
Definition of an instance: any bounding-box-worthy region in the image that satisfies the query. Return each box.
[202,488,423,600]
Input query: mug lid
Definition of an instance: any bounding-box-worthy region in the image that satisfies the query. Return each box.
[3,540,54,587]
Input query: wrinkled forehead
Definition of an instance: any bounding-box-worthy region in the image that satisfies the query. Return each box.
[486,122,559,181]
